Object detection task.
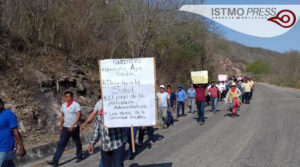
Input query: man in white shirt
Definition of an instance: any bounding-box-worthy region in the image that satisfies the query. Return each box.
[217,81,226,101]
[48,91,82,167]
[157,85,171,128]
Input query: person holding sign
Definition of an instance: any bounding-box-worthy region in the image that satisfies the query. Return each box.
[48,91,82,167]
[208,82,221,114]
[82,95,104,167]
[176,85,187,118]
[89,109,127,167]
[157,85,171,129]
[195,84,207,125]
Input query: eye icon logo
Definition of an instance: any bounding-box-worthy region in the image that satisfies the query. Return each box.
[268,10,296,28]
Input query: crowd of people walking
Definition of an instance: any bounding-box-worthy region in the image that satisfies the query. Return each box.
[0,77,254,167]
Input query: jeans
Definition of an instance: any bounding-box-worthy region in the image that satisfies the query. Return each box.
[99,158,103,167]
[126,127,138,156]
[196,101,205,122]
[242,93,245,103]
[101,144,125,167]
[138,127,154,143]
[188,98,196,113]
[245,92,251,104]
[0,151,15,167]
[158,107,168,126]
[52,126,82,163]
[211,97,218,112]
[177,101,185,116]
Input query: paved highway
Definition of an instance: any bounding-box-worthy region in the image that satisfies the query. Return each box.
[23,83,300,167]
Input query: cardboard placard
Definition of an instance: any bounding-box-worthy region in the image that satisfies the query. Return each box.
[218,74,228,81]
[99,58,157,128]
[191,71,208,84]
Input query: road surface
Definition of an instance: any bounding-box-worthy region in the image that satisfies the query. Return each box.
[23,83,300,167]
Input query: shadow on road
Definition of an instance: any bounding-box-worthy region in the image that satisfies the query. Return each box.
[129,162,172,167]
[58,147,101,166]
[224,113,240,118]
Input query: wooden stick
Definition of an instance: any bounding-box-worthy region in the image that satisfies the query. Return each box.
[131,126,136,153]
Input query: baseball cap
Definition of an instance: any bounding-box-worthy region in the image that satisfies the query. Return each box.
[231,82,237,86]
[178,85,183,88]
[160,85,165,89]
[190,84,193,87]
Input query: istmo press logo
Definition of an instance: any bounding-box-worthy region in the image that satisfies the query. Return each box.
[179,5,300,37]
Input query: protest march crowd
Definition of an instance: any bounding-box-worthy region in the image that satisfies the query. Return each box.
[0,75,254,167]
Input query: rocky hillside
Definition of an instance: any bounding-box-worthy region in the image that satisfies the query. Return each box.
[1,0,299,149]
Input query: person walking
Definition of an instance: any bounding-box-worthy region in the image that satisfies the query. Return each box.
[187,84,196,113]
[236,79,243,104]
[166,85,176,127]
[48,91,82,167]
[249,78,255,100]
[88,108,127,167]
[176,85,186,118]
[166,85,177,113]
[137,126,154,146]
[225,82,241,118]
[157,85,171,128]
[195,84,206,125]
[208,82,221,114]
[242,79,252,104]
[0,98,26,167]
[218,81,226,101]
[82,95,104,167]
[240,79,246,103]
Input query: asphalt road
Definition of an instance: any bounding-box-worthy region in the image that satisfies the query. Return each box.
[23,83,300,167]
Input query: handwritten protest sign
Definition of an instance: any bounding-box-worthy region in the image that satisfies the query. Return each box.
[99,58,157,128]
[218,74,228,81]
[191,71,208,84]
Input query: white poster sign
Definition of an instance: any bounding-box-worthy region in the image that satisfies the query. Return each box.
[99,58,156,128]
[218,74,228,81]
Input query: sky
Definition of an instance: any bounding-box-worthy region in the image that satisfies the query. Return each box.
[198,0,300,53]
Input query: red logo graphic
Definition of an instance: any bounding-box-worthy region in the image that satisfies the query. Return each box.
[268,10,296,28]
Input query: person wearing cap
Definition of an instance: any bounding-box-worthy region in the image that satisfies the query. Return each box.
[0,98,26,167]
[225,82,241,118]
[208,81,221,114]
[187,84,196,113]
[157,85,171,128]
[176,85,187,118]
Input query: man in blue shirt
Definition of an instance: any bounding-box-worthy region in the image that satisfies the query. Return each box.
[176,85,186,118]
[187,84,196,113]
[0,98,26,167]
